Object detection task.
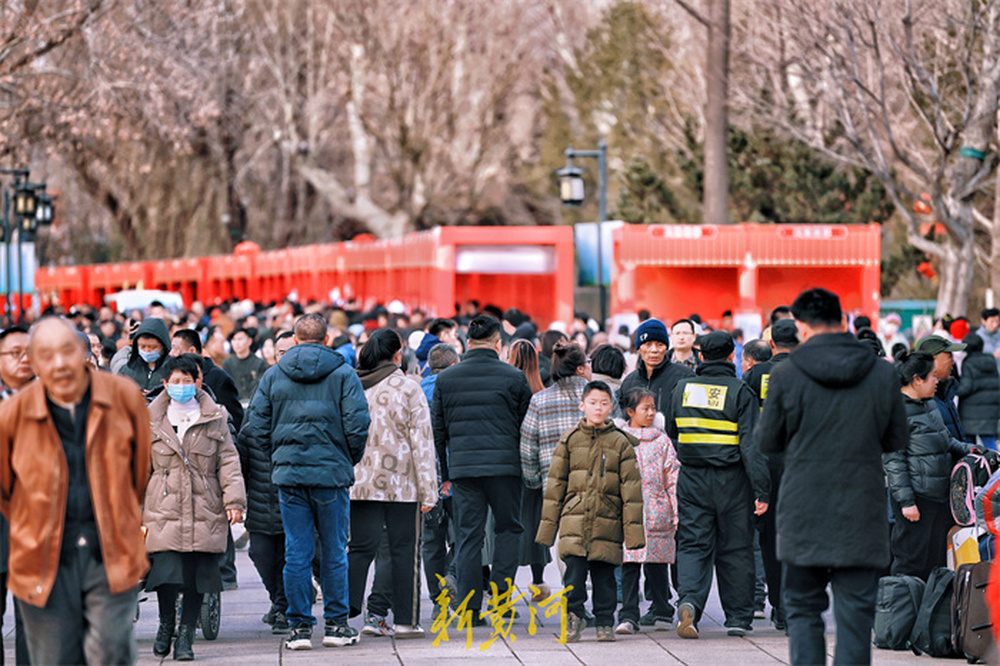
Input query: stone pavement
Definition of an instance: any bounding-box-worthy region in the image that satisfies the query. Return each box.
[1,547,972,664]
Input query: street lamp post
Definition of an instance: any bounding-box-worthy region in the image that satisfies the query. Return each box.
[556,140,607,329]
[0,169,54,325]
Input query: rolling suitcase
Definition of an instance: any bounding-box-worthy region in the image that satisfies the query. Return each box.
[953,561,994,663]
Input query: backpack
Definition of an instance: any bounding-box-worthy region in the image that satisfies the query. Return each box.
[873,575,925,650]
[951,450,1000,526]
[909,567,958,658]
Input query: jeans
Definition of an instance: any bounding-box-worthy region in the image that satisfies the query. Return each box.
[348,501,422,626]
[563,556,616,627]
[279,486,350,626]
[783,564,880,666]
[17,544,137,665]
[451,476,523,613]
[248,531,287,614]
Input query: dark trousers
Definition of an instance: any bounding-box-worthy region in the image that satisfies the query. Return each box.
[0,574,29,665]
[17,545,137,665]
[783,564,880,666]
[422,499,455,600]
[220,527,237,589]
[620,562,670,623]
[758,467,783,617]
[563,556,616,627]
[451,476,523,613]
[889,495,952,580]
[366,531,393,617]
[347,501,422,626]
[676,464,755,629]
[248,531,287,613]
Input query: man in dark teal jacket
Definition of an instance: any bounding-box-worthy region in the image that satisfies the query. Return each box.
[241,313,370,650]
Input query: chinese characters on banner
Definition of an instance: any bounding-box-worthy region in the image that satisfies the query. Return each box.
[431,575,573,650]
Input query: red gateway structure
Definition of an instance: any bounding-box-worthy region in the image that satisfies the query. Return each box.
[612,223,881,326]
[35,223,880,327]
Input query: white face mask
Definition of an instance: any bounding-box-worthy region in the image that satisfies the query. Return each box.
[884,323,898,336]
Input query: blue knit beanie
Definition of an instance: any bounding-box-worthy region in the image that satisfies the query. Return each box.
[634,319,669,348]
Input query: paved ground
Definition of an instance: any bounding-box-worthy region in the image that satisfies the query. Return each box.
[0,547,979,664]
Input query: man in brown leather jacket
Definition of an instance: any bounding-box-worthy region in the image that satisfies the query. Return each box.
[0,316,152,664]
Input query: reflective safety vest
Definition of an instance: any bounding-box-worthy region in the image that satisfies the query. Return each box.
[668,374,752,468]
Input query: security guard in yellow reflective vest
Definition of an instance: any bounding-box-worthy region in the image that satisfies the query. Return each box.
[666,330,770,639]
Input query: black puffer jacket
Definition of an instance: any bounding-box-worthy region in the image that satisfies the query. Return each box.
[619,357,694,417]
[234,424,282,535]
[431,347,532,480]
[957,352,1000,437]
[885,395,970,506]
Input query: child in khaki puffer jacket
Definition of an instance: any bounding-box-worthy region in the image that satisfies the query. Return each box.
[536,380,645,643]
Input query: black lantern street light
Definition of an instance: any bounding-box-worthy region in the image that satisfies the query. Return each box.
[0,170,54,325]
[557,140,608,328]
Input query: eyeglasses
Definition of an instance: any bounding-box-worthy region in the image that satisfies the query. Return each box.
[0,349,27,360]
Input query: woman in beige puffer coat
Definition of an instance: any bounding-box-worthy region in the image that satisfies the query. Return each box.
[143,355,246,660]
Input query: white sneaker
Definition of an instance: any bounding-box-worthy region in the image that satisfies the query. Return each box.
[615,619,638,635]
[393,624,426,639]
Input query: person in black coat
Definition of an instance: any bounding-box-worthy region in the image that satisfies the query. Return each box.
[431,314,532,621]
[757,288,908,666]
[957,333,1000,450]
[887,351,970,580]
[619,319,694,419]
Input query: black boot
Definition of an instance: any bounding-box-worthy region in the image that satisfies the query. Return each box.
[153,618,175,657]
[174,624,195,661]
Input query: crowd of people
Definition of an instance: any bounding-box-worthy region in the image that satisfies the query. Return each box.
[0,290,994,664]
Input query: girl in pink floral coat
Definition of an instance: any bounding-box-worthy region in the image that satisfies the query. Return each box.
[616,388,680,634]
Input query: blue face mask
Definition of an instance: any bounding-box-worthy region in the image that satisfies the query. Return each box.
[167,384,197,404]
[139,349,161,364]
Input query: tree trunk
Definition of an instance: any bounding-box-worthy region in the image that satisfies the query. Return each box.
[991,166,1000,303]
[703,0,729,225]
[935,231,976,318]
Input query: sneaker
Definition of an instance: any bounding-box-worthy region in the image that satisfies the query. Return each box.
[271,611,291,634]
[754,608,766,619]
[596,625,616,642]
[285,624,313,650]
[261,607,276,626]
[564,612,583,644]
[393,624,426,639]
[727,625,752,637]
[323,621,360,647]
[362,612,394,637]
[639,611,671,630]
[676,603,698,639]
[615,619,638,635]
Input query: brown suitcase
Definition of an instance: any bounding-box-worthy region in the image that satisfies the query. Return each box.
[953,561,994,663]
